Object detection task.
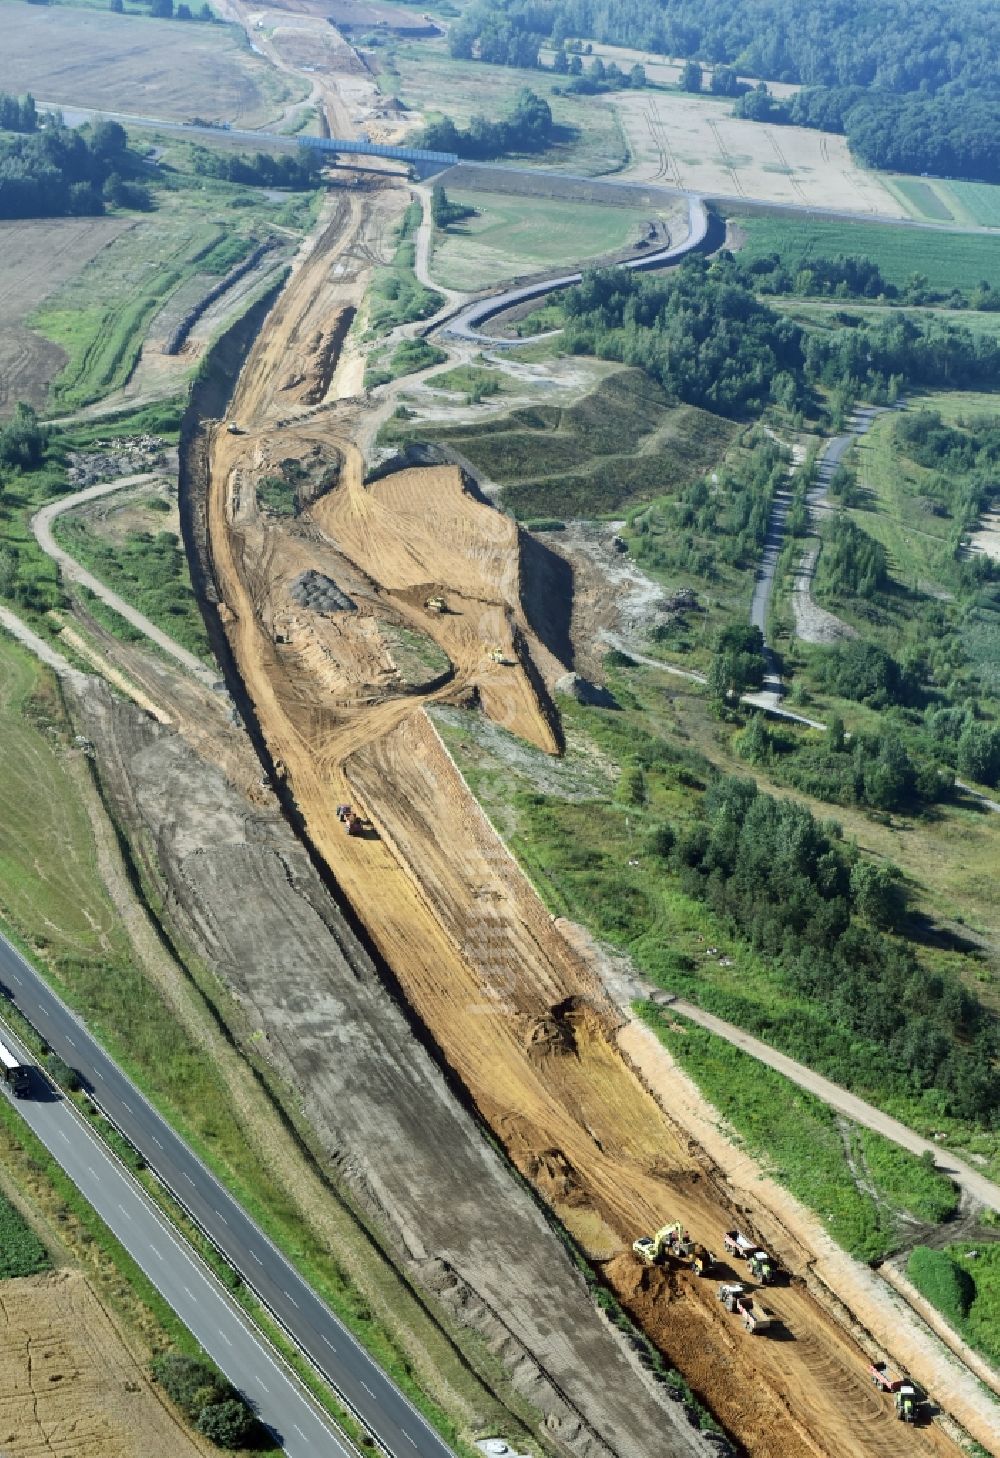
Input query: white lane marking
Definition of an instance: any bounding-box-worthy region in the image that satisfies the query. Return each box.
[117,1204,132,1221]
[294,1424,306,1439]
[217,1211,228,1226]
[184,1286,196,1300]
[152,1135,163,1149]
[10,974,21,984]
[220,1330,232,1346]
[405,1435,418,1448]
[65,1036,76,1048]
[258,1380,269,1394]
[120,1100,132,1113]
[250,1250,262,1263]
[322,1335,337,1353]
[87,1166,98,1178]
[285,1292,299,1309]
[360,1381,375,1398]
[184,1173,196,1185]
[149,1244,163,1260]
[58,1129,70,1142]
[92,1067,104,1080]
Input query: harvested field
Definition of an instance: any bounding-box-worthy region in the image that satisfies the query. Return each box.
[0,1270,207,1458]
[0,218,131,416]
[200,179,968,1453]
[613,91,904,215]
[2,2,299,124]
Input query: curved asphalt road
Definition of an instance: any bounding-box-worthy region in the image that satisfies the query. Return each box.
[0,926,455,1458]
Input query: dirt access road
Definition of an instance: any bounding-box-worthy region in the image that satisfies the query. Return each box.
[199,159,973,1458]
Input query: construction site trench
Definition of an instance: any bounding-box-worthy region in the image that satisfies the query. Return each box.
[179,179,976,1458]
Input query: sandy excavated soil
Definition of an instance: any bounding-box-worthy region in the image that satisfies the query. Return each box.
[0,1271,207,1458]
[200,165,967,1458]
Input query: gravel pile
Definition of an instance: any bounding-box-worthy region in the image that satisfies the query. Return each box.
[289,570,355,614]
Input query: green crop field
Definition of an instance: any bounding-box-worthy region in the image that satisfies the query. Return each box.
[430,191,666,290]
[0,1184,51,1278]
[736,214,1000,294]
[942,180,1000,229]
[889,177,954,222]
[376,41,627,176]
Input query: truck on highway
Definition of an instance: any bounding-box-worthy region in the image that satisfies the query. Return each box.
[0,1039,31,1097]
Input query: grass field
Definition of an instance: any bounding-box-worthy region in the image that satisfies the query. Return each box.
[613,90,901,214]
[384,368,737,517]
[939,180,1000,229]
[1,1,302,125]
[377,41,627,176]
[640,1015,957,1261]
[30,158,313,412]
[887,177,955,222]
[430,190,669,290]
[736,215,1000,294]
[908,1243,1000,1369]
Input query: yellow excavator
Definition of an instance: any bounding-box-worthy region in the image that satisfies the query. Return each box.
[634,1224,715,1275]
[632,1222,688,1265]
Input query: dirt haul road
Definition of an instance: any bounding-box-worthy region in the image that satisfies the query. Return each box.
[204,187,965,1458]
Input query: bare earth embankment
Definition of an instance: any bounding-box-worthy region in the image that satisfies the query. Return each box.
[198,171,972,1458]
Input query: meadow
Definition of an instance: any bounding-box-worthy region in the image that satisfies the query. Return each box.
[375,40,628,176]
[430,190,673,290]
[736,214,1000,294]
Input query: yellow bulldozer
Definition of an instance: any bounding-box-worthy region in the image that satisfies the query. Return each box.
[633,1223,714,1275]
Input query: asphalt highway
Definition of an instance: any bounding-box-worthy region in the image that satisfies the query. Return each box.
[0,926,456,1458]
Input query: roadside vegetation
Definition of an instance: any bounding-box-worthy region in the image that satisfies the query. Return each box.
[364,200,442,337]
[907,1244,1000,1369]
[0,1183,52,1277]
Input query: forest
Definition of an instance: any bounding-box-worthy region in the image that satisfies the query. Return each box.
[555,258,1000,419]
[0,118,143,219]
[447,0,1000,181]
[667,776,998,1121]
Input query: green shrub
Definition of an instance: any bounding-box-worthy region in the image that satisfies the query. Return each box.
[907,1246,976,1327]
[0,1190,51,1278]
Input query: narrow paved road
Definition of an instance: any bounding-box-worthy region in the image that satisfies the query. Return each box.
[659,997,1000,1212]
[0,1010,351,1458]
[32,474,220,689]
[0,927,457,1458]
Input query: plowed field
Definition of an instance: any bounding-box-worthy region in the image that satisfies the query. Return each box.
[204,179,967,1458]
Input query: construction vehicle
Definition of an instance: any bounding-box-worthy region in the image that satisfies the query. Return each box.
[724,1229,757,1261]
[868,1360,903,1393]
[748,1249,775,1285]
[717,1283,775,1333]
[0,1039,31,1098]
[425,595,447,613]
[689,1243,714,1277]
[895,1385,920,1423]
[225,421,243,435]
[633,1222,688,1265]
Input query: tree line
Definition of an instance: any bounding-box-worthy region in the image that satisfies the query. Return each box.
[0,92,38,134]
[664,775,998,1122]
[420,88,553,161]
[444,0,1000,182]
[189,144,321,189]
[0,118,151,219]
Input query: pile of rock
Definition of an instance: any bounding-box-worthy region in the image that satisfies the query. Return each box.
[289,570,355,615]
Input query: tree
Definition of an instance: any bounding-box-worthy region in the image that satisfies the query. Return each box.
[957,722,1000,787]
[680,60,703,92]
[711,65,741,96]
[149,0,173,15]
[198,2,213,16]
[850,861,906,930]
[708,625,766,701]
[109,0,124,11]
[176,2,192,15]
[628,63,647,88]
[196,1398,254,1448]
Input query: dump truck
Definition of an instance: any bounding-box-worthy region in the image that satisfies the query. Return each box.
[868,1360,904,1392]
[633,1222,688,1265]
[717,1283,775,1333]
[724,1229,757,1261]
[689,1243,714,1276]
